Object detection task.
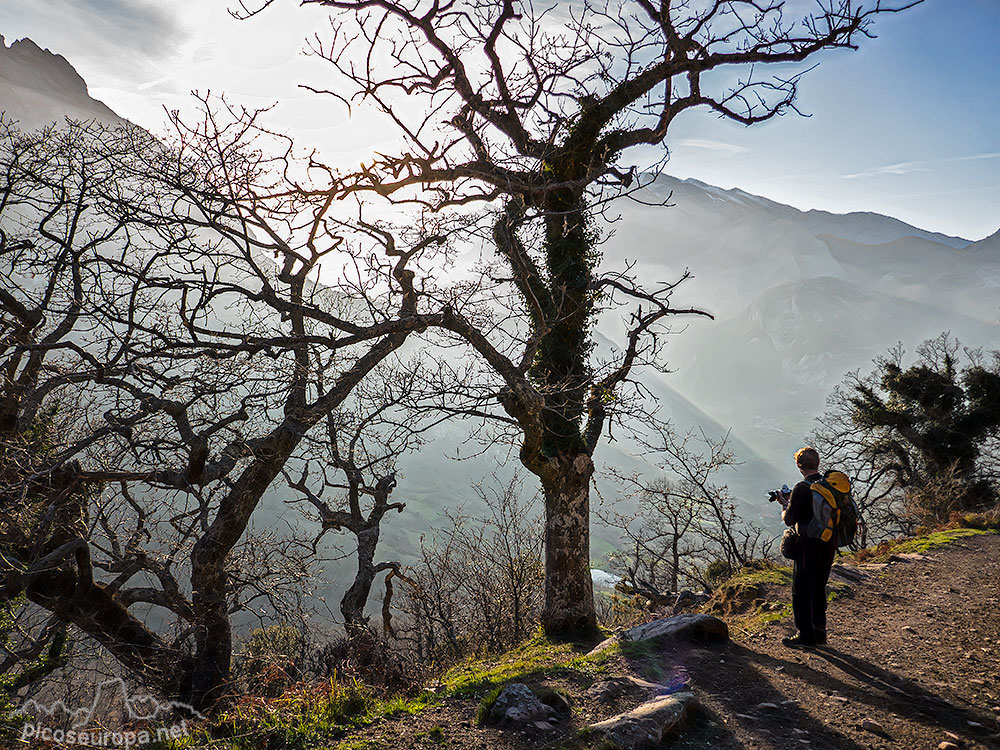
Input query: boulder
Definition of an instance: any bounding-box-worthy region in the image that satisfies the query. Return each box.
[830,564,867,583]
[488,683,555,727]
[590,692,700,749]
[590,613,729,654]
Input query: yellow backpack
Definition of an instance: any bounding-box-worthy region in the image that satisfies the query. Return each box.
[805,470,858,547]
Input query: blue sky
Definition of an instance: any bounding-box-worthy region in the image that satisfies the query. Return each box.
[3,0,998,239]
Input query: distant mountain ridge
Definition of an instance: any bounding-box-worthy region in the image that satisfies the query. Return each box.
[0,33,122,129]
[604,174,999,483]
[674,176,971,249]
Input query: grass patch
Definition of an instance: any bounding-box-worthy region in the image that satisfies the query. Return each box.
[414,725,446,744]
[439,629,608,696]
[732,564,793,587]
[733,601,793,635]
[855,527,991,563]
[890,528,989,554]
[163,679,436,750]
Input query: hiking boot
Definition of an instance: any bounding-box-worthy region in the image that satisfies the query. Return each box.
[815,631,828,646]
[781,633,817,649]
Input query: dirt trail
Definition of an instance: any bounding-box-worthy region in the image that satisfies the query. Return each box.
[670,531,1000,749]
[325,532,1000,749]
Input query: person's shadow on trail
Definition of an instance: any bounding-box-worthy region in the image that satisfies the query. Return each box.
[742,643,998,741]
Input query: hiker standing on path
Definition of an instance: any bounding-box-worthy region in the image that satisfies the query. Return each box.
[780,447,837,649]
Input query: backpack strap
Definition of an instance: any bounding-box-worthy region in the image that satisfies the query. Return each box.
[810,478,839,543]
[811,480,838,510]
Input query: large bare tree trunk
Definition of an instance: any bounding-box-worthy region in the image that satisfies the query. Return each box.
[529,183,600,636]
[189,432,299,709]
[539,453,596,634]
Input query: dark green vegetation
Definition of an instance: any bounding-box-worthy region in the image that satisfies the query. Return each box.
[816,334,1000,537]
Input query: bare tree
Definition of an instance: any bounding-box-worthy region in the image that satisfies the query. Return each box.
[285,361,426,636]
[0,111,452,709]
[600,475,702,603]
[603,429,772,596]
[241,0,920,634]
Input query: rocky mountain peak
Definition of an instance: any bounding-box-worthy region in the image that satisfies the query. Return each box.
[0,32,121,128]
[1,34,90,102]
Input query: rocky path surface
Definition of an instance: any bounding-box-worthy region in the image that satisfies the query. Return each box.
[670,532,1000,749]
[323,532,999,749]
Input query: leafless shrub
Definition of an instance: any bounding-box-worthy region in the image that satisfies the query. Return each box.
[601,429,773,600]
[393,471,543,667]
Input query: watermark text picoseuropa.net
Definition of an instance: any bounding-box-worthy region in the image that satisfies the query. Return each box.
[20,720,191,748]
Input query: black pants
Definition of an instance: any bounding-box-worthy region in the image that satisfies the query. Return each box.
[792,537,837,643]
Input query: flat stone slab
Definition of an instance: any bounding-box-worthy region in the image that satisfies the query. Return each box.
[590,613,729,655]
[890,552,933,562]
[831,564,868,582]
[589,691,700,749]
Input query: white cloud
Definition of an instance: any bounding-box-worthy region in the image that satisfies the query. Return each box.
[675,138,749,155]
[842,152,1000,180]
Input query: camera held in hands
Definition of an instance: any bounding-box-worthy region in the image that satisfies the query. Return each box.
[767,484,792,504]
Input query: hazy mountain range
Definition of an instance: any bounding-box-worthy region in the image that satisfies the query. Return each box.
[605,177,1000,481]
[3,33,998,577]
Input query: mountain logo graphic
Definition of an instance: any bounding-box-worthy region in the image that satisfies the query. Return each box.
[15,678,205,729]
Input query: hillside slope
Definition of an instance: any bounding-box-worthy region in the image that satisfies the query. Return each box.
[676,530,1000,749]
[278,530,999,750]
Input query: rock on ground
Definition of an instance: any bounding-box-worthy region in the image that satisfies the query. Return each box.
[488,683,555,727]
[589,691,700,750]
[590,613,729,655]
